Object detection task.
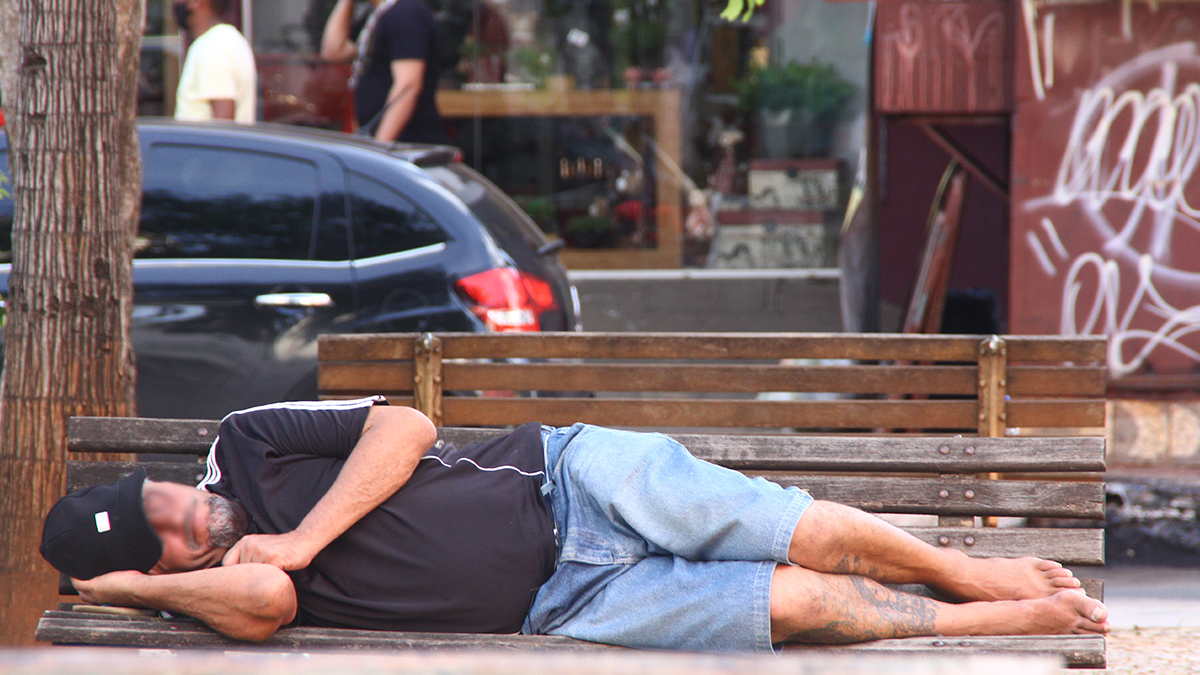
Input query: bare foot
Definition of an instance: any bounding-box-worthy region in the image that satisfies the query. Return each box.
[1022,590,1110,635]
[937,554,1082,602]
[939,589,1110,637]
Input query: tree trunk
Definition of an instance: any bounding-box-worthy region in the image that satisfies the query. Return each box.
[0,0,142,646]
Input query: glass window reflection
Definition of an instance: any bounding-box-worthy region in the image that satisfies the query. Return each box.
[346,171,448,259]
[139,144,319,260]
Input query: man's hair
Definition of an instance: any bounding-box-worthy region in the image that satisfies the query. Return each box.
[209,0,232,16]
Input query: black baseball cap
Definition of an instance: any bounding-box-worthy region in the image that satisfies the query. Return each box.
[40,468,163,580]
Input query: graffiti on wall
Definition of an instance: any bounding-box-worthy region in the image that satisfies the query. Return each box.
[876,1,1009,114]
[1013,6,1200,379]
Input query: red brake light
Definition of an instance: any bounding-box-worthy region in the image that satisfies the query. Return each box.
[455,268,559,332]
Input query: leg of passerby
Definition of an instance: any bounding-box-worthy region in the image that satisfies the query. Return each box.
[769,563,1109,644]
[788,500,1083,602]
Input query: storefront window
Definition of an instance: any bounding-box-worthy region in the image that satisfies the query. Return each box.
[143,0,871,269]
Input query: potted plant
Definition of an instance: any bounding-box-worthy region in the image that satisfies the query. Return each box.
[735,59,855,158]
[565,214,618,248]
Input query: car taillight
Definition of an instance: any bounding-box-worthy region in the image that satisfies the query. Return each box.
[455,268,559,332]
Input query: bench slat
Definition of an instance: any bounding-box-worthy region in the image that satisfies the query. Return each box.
[906,527,1103,565]
[754,474,1104,518]
[67,422,1105,473]
[321,363,1106,398]
[318,362,416,393]
[34,612,1104,667]
[67,461,207,492]
[1007,400,1107,428]
[69,417,219,454]
[63,461,1102,518]
[319,333,1106,364]
[782,634,1106,668]
[440,397,1054,431]
[662,434,1105,472]
[441,397,980,429]
[35,612,604,651]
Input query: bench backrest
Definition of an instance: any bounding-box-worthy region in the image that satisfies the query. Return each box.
[316,332,1107,435]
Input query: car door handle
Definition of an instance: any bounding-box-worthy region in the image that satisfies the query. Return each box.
[255,292,334,309]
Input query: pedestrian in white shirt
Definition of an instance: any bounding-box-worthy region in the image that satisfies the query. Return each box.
[173,0,256,123]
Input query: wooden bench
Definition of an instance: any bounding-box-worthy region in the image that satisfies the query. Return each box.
[37,332,1108,667]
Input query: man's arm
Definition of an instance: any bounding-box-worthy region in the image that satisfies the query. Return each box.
[320,0,358,61]
[221,405,436,569]
[209,98,236,120]
[373,59,424,141]
[72,564,297,642]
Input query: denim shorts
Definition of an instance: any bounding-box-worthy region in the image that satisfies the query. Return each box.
[521,424,813,654]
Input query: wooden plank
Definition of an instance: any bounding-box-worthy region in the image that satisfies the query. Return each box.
[64,461,1105,519]
[318,335,415,362]
[318,361,415,392]
[439,333,988,362]
[318,333,1105,364]
[906,527,1103,565]
[65,422,1105,472]
[622,433,1107,472]
[782,634,1105,668]
[63,417,1099,470]
[321,361,1106,399]
[442,397,982,430]
[750,474,1104,518]
[442,363,979,396]
[63,463,1104,519]
[34,612,606,651]
[67,461,208,492]
[33,612,1101,668]
[69,417,218,454]
[1008,400,1107,429]
[1007,366,1108,397]
[1005,336,1107,363]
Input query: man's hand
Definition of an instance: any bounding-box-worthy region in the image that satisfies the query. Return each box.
[222,531,317,570]
[72,570,146,607]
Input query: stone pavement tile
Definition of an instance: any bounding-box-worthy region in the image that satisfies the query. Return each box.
[1074,627,1200,675]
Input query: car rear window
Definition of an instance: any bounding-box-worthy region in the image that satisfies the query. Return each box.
[139,144,319,260]
[347,171,446,259]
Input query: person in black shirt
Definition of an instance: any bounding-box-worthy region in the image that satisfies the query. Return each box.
[44,398,1110,651]
[321,0,446,143]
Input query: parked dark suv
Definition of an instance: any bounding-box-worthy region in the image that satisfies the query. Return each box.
[0,119,579,419]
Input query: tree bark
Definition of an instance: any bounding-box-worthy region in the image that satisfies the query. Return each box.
[0,0,142,646]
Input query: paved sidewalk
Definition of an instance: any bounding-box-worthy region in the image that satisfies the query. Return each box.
[1093,627,1200,675]
[1069,566,1200,674]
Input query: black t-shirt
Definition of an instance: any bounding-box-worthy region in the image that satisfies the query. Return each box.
[355,0,447,143]
[198,397,556,633]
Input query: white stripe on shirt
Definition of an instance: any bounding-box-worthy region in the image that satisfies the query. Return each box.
[197,396,386,489]
[420,454,545,478]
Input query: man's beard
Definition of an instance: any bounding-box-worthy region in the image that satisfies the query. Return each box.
[206,493,249,549]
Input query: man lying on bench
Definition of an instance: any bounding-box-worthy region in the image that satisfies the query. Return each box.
[41,396,1110,653]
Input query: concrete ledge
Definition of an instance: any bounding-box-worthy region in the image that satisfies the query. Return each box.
[1109,399,1200,467]
[569,268,843,333]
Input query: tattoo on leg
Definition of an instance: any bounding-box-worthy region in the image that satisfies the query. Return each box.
[830,554,881,579]
[787,576,939,644]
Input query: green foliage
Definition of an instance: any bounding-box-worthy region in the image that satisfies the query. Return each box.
[520,197,557,232]
[512,47,555,88]
[565,214,617,248]
[734,59,855,119]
